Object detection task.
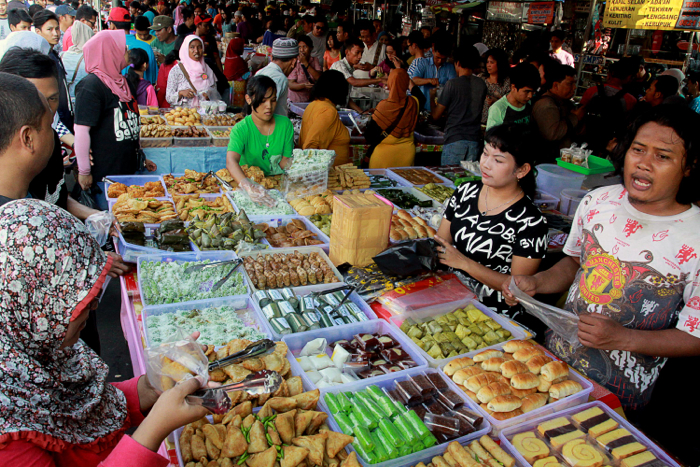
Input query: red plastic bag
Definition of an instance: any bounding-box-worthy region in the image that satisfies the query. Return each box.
[376,274,477,316]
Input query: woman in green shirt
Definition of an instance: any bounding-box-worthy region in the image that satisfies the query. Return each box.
[227,74,294,177]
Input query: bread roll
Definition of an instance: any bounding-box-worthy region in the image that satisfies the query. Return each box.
[476,381,512,404]
[502,353,515,361]
[397,209,412,221]
[491,408,524,421]
[480,403,493,415]
[513,346,546,362]
[527,355,554,374]
[538,378,553,393]
[487,394,522,412]
[453,366,484,385]
[502,340,534,353]
[549,380,583,399]
[481,357,506,372]
[444,357,475,376]
[511,372,540,390]
[541,361,569,382]
[511,387,538,399]
[465,372,503,393]
[501,360,529,379]
[473,349,504,362]
[462,388,479,404]
[521,393,549,413]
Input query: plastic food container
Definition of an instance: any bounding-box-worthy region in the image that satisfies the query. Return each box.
[556,154,615,175]
[559,189,588,216]
[375,187,443,210]
[388,298,528,368]
[165,173,222,198]
[142,296,269,348]
[289,102,361,126]
[388,167,453,187]
[364,169,413,189]
[535,164,585,198]
[136,250,249,308]
[170,126,211,147]
[414,128,445,145]
[283,319,425,389]
[204,126,232,147]
[140,136,172,148]
[582,172,621,190]
[533,190,560,212]
[321,367,491,467]
[236,246,345,295]
[104,175,169,202]
[499,401,680,467]
[260,216,330,251]
[440,343,594,436]
[116,227,195,263]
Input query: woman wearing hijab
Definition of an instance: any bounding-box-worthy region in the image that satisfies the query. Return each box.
[0,200,212,467]
[366,68,423,168]
[61,20,94,101]
[166,35,219,107]
[74,30,154,210]
[224,36,248,82]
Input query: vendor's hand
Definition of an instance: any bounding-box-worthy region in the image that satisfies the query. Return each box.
[132,376,210,452]
[78,173,93,191]
[240,178,277,208]
[502,275,538,306]
[106,251,131,277]
[430,78,439,86]
[434,235,468,271]
[145,159,157,172]
[179,89,196,99]
[578,313,632,350]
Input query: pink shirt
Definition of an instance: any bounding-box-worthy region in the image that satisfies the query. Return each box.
[0,377,168,467]
[63,26,73,50]
[287,56,321,103]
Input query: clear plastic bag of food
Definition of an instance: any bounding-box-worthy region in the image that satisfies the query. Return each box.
[238,179,277,208]
[85,211,116,246]
[146,328,210,392]
[508,277,581,349]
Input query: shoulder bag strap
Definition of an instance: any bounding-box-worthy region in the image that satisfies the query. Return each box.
[371,43,383,67]
[68,55,84,87]
[380,96,412,139]
[178,62,199,94]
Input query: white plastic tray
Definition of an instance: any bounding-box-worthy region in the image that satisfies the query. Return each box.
[440,343,594,436]
[499,401,680,467]
[389,298,529,368]
[322,367,492,467]
[237,246,345,295]
[282,319,428,390]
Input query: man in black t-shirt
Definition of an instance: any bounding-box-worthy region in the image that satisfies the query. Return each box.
[0,72,55,208]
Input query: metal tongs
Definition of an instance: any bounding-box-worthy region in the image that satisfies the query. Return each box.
[187,369,283,414]
[208,338,276,372]
[211,259,245,292]
[348,112,363,136]
[183,258,242,274]
[200,171,216,189]
[103,177,117,184]
[213,172,235,192]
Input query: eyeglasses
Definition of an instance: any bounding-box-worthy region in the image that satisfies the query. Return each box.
[315,25,323,30]
[84,18,96,27]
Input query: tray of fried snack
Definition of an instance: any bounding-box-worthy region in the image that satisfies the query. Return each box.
[216,167,283,191]
[110,194,178,225]
[173,193,235,222]
[105,175,168,201]
[163,170,222,196]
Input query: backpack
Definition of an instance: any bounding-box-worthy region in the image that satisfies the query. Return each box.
[581,85,628,154]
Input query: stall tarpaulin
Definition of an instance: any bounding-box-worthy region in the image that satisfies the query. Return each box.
[486,0,525,22]
[602,0,687,30]
[527,1,556,23]
[429,0,484,12]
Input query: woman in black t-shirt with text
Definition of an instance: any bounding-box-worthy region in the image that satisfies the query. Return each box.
[435,124,548,323]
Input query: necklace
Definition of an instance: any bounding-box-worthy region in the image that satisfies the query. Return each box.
[481,186,522,215]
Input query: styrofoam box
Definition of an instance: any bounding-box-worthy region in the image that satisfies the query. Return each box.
[388,298,528,368]
[375,186,443,210]
[104,175,169,203]
[321,367,492,467]
[440,344,594,437]
[261,216,330,251]
[283,319,426,389]
[387,167,454,187]
[499,401,680,467]
[171,356,330,467]
[363,169,413,189]
[237,246,345,295]
[164,173,223,198]
[136,251,250,308]
[142,296,270,348]
[258,289,377,340]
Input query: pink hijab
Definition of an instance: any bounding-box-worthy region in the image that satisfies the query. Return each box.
[83,30,132,103]
[179,35,216,93]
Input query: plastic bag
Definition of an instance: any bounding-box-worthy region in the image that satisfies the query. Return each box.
[145,328,209,392]
[377,274,477,315]
[85,211,115,247]
[508,277,582,349]
[76,186,99,210]
[239,179,277,208]
[373,238,448,277]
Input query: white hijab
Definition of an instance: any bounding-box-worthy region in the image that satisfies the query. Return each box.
[0,31,51,60]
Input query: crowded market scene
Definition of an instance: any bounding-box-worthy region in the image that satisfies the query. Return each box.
[0,0,699,464]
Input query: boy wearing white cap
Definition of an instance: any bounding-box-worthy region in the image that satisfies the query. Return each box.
[256,38,298,116]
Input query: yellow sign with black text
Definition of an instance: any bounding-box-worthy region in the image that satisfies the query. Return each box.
[603,0,685,30]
